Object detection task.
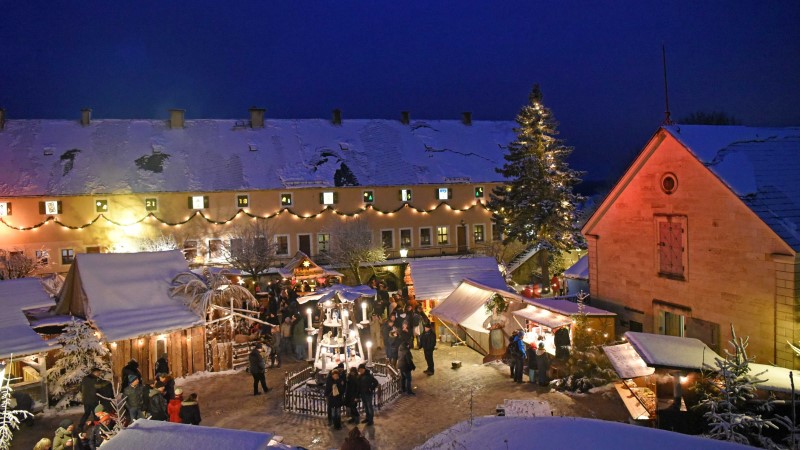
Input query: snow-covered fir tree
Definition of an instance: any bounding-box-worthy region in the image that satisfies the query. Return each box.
[1,361,32,449]
[46,319,112,410]
[702,325,788,448]
[488,84,584,293]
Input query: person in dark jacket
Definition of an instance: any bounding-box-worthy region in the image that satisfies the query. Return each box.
[154,354,169,379]
[536,342,552,387]
[527,342,539,384]
[344,367,360,423]
[554,327,571,359]
[156,373,176,401]
[78,368,104,431]
[249,344,269,395]
[120,359,141,390]
[123,376,146,421]
[386,329,399,368]
[511,331,526,383]
[397,341,415,395]
[357,364,379,426]
[179,393,202,425]
[148,383,168,420]
[325,369,346,429]
[419,323,436,375]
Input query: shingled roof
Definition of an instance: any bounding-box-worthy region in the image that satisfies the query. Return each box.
[0,118,515,196]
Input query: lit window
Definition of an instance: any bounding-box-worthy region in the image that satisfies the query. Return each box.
[0,202,11,216]
[188,196,208,210]
[400,229,412,248]
[437,226,449,245]
[280,194,293,207]
[474,186,484,198]
[61,249,75,265]
[40,200,62,215]
[237,194,250,208]
[420,228,432,247]
[473,224,485,243]
[399,189,412,202]
[317,234,330,253]
[437,188,452,200]
[363,191,374,203]
[145,198,158,212]
[320,192,338,205]
[276,235,289,255]
[35,250,49,265]
[95,199,108,213]
[381,230,394,249]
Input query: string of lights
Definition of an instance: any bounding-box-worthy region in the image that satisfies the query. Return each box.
[0,200,490,232]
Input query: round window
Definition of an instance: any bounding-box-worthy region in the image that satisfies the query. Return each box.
[661,173,678,195]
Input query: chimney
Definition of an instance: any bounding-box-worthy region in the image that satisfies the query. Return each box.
[0,108,5,131]
[332,109,342,125]
[249,107,265,129]
[169,109,185,129]
[401,111,410,125]
[462,111,472,126]
[80,108,92,126]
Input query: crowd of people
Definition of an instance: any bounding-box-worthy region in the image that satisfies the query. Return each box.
[508,329,553,386]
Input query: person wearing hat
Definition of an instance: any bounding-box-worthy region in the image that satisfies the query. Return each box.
[536,342,551,387]
[154,354,169,379]
[419,322,437,375]
[123,375,146,421]
[156,372,176,401]
[52,419,74,450]
[248,344,269,396]
[120,358,141,390]
[168,388,184,423]
[357,363,379,425]
[179,392,202,425]
[78,367,104,432]
[148,382,168,421]
[90,409,113,448]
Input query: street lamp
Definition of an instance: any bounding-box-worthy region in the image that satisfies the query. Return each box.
[399,248,408,259]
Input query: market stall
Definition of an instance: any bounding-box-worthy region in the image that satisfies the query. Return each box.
[271,251,343,296]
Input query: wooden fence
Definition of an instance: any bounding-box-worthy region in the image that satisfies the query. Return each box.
[283,361,401,416]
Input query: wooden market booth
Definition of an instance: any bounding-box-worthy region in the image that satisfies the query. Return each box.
[273,251,343,296]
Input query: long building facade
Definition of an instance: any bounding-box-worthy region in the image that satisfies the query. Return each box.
[0,109,515,274]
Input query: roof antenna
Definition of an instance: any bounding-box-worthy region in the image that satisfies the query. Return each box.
[662,43,673,125]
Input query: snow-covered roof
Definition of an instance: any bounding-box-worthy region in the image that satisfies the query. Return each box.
[55,251,203,342]
[512,305,573,329]
[749,363,800,394]
[0,118,515,196]
[418,416,751,450]
[602,342,656,379]
[101,419,288,450]
[430,279,519,333]
[408,256,508,301]
[664,125,800,251]
[624,331,721,371]
[524,297,615,317]
[297,284,375,305]
[0,278,59,359]
[563,254,588,279]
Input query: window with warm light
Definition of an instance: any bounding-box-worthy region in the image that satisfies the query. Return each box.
[61,248,75,265]
[473,224,485,243]
[145,198,158,212]
[317,233,330,253]
[437,226,449,245]
[320,192,337,205]
[381,230,394,249]
[363,191,374,203]
[188,195,209,210]
[400,228,412,248]
[420,228,432,247]
[437,188,452,200]
[474,186,484,198]
[280,193,293,207]
[0,202,11,216]
[40,200,62,215]
[399,189,412,202]
[95,199,108,213]
[276,235,289,255]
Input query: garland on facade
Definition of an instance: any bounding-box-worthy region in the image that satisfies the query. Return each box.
[0,200,490,232]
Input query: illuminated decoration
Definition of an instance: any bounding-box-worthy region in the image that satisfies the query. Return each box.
[400,189,412,202]
[237,194,250,208]
[475,186,484,198]
[302,259,311,268]
[189,195,209,210]
[363,191,374,203]
[437,187,452,200]
[0,200,489,231]
[145,198,158,212]
[320,192,337,205]
[399,248,408,259]
[39,200,62,215]
[281,193,293,206]
[0,202,10,216]
[95,199,108,213]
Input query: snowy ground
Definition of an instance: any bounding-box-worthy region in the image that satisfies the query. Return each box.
[12,345,629,449]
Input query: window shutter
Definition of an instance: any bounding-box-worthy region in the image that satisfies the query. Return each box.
[448,188,453,199]
[333,192,339,204]
[5,202,10,215]
[39,201,46,215]
[57,201,63,214]
[398,190,403,201]
[187,197,193,209]
[203,196,209,208]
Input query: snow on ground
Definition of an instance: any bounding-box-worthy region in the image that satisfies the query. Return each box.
[174,368,239,385]
[417,416,751,450]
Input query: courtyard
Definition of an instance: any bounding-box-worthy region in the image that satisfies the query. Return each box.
[13,344,628,449]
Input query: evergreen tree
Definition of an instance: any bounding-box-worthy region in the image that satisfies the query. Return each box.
[489,84,584,293]
[1,361,32,449]
[46,319,112,410]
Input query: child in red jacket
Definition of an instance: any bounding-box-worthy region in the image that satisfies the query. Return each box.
[167,388,184,423]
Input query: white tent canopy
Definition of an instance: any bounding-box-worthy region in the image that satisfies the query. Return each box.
[430,279,523,334]
[55,251,203,342]
[624,332,721,371]
[512,305,573,330]
[101,419,287,450]
[409,256,508,301]
[0,278,59,359]
[602,342,656,379]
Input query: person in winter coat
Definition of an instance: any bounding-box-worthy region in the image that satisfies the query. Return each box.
[120,359,141,390]
[344,367,360,423]
[148,383,168,421]
[167,388,184,423]
[357,364,379,426]
[33,437,52,450]
[536,342,551,386]
[248,344,269,395]
[397,341,415,395]
[154,354,169,379]
[511,331,526,383]
[179,393,202,425]
[340,426,372,450]
[90,411,113,449]
[386,329,399,368]
[419,323,436,375]
[527,342,539,384]
[53,419,74,450]
[325,369,346,429]
[156,373,176,401]
[123,376,146,421]
[78,368,104,431]
[73,431,90,450]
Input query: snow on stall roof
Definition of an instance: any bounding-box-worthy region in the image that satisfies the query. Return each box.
[408,256,508,301]
[524,297,615,317]
[749,363,800,394]
[625,331,721,371]
[100,419,289,450]
[603,342,656,379]
[56,251,203,342]
[417,416,750,450]
[430,279,515,333]
[664,125,800,251]
[0,118,515,196]
[563,254,588,279]
[512,305,573,329]
[0,278,59,359]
